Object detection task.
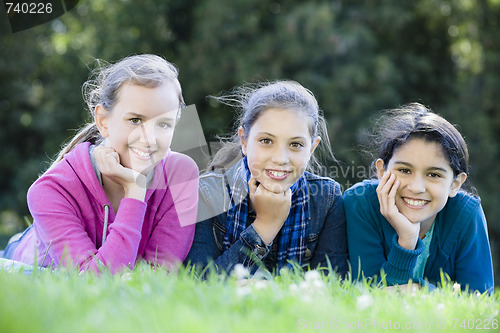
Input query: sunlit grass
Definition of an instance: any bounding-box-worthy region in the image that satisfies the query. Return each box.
[0,262,498,333]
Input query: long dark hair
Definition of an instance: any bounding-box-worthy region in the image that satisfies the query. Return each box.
[366,103,471,190]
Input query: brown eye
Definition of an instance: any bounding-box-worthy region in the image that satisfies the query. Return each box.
[157,122,172,129]
[260,138,272,144]
[428,172,442,178]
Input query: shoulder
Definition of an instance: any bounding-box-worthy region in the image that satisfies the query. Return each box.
[27,143,94,210]
[198,168,228,199]
[195,168,231,222]
[446,191,481,210]
[163,150,199,174]
[344,179,378,200]
[441,191,483,225]
[29,143,91,192]
[158,151,200,188]
[304,172,338,184]
[304,172,342,197]
[437,192,489,257]
[198,160,243,193]
[342,179,380,216]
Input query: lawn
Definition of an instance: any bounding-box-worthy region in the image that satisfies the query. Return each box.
[0,262,498,333]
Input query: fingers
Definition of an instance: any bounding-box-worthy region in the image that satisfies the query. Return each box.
[248,175,258,196]
[105,151,120,165]
[377,171,397,196]
[94,146,121,170]
[377,170,399,214]
[376,170,391,192]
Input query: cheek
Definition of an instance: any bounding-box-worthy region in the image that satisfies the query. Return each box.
[247,158,265,179]
[126,126,144,143]
[293,152,311,173]
[433,187,453,203]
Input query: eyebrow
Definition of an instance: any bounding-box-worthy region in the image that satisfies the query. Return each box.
[393,161,449,173]
[124,112,176,120]
[256,132,307,140]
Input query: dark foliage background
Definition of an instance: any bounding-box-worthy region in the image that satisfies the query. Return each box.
[0,0,498,284]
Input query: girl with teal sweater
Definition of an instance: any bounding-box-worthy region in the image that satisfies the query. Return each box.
[344,103,494,293]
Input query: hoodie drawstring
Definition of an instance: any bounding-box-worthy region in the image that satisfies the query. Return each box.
[102,204,110,245]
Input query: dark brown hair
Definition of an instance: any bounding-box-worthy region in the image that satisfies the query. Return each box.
[370,103,469,178]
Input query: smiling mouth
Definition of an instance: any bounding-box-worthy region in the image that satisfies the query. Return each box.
[131,147,154,159]
[403,197,430,207]
[266,169,291,180]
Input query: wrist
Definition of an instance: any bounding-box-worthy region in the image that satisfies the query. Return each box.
[252,218,280,245]
[124,184,146,201]
[397,234,418,250]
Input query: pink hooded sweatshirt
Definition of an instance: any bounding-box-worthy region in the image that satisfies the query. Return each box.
[12,142,198,273]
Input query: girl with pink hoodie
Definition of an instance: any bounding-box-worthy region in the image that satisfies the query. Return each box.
[1,54,198,274]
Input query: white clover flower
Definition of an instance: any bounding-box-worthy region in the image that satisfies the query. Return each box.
[253,280,268,290]
[452,283,461,294]
[436,303,445,311]
[304,270,321,282]
[232,264,250,280]
[356,294,374,311]
[299,280,310,291]
[311,279,325,290]
[300,270,325,294]
[236,286,251,298]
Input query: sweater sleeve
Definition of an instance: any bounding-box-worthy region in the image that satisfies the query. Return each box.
[143,154,198,268]
[28,178,147,274]
[344,183,424,285]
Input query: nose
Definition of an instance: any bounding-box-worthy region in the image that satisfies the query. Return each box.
[270,144,289,165]
[139,122,157,146]
[407,174,426,193]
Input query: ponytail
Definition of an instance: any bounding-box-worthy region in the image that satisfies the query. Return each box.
[49,123,102,169]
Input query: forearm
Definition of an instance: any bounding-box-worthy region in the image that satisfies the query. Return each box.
[380,234,424,285]
[83,198,147,273]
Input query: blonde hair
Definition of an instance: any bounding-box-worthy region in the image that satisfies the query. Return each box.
[52,54,184,166]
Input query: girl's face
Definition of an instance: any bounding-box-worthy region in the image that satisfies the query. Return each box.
[239,108,320,193]
[96,83,180,175]
[376,138,466,226]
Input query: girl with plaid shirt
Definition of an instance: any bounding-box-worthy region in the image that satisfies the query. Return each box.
[186,81,348,277]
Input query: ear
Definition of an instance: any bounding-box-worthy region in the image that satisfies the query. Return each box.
[94,105,109,138]
[310,136,321,154]
[238,126,247,155]
[375,158,386,179]
[449,172,467,197]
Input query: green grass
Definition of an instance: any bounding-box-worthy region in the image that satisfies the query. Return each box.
[0,263,498,333]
